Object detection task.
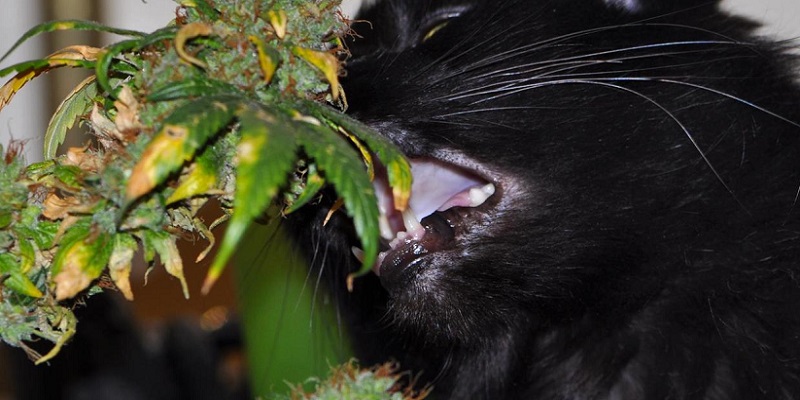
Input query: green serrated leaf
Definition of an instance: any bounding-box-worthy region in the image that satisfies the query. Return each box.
[0,19,144,64]
[95,38,141,97]
[94,27,178,98]
[53,165,83,189]
[14,221,59,250]
[24,159,55,178]
[44,76,97,159]
[139,230,157,266]
[0,253,17,274]
[283,162,325,214]
[126,95,243,201]
[293,112,380,276]
[303,100,413,211]
[203,106,298,294]
[146,77,241,102]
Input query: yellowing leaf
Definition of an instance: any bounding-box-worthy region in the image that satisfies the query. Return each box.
[267,9,288,39]
[50,45,103,61]
[17,239,35,274]
[149,231,189,299]
[249,36,281,84]
[304,100,413,211]
[126,96,240,201]
[292,47,341,100]
[0,253,42,298]
[5,272,43,298]
[108,234,138,301]
[52,232,113,301]
[32,309,78,365]
[166,145,220,204]
[126,126,188,200]
[175,22,214,68]
[0,45,101,113]
[0,70,36,111]
[337,125,375,179]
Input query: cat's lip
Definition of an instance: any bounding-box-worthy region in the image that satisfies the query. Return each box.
[352,156,497,277]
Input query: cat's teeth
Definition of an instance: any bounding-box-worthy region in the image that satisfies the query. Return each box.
[402,209,425,239]
[468,183,495,207]
[379,211,394,240]
[390,231,409,249]
[351,246,365,263]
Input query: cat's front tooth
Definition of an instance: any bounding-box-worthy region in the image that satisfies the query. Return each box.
[468,183,495,207]
[379,208,394,240]
[402,208,424,239]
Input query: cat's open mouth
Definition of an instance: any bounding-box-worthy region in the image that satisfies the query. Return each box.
[352,157,496,281]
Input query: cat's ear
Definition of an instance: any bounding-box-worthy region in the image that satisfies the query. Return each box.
[603,0,719,14]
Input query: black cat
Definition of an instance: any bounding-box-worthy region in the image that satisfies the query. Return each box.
[288,0,800,398]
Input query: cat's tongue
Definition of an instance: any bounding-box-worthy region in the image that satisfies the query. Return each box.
[362,158,495,274]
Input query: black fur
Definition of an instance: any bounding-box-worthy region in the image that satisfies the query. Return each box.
[288,0,800,398]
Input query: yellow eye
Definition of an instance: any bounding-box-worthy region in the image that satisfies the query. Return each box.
[418,6,471,45]
[422,21,450,43]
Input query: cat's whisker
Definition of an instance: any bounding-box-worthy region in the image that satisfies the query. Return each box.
[434,47,764,103]
[308,243,329,329]
[449,76,750,212]
[463,46,755,85]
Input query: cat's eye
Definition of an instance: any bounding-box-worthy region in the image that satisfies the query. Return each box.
[422,21,450,43]
[419,6,471,44]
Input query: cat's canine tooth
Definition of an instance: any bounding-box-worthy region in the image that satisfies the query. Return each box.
[379,212,394,240]
[351,246,365,263]
[468,183,496,207]
[402,208,424,239]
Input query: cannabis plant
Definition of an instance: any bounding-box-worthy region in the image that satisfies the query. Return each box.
[0,0,413,396]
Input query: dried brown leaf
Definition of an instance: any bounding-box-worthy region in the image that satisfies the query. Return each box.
[113,85,141,134]
[42,193,81,220]
[63,145,103,172]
